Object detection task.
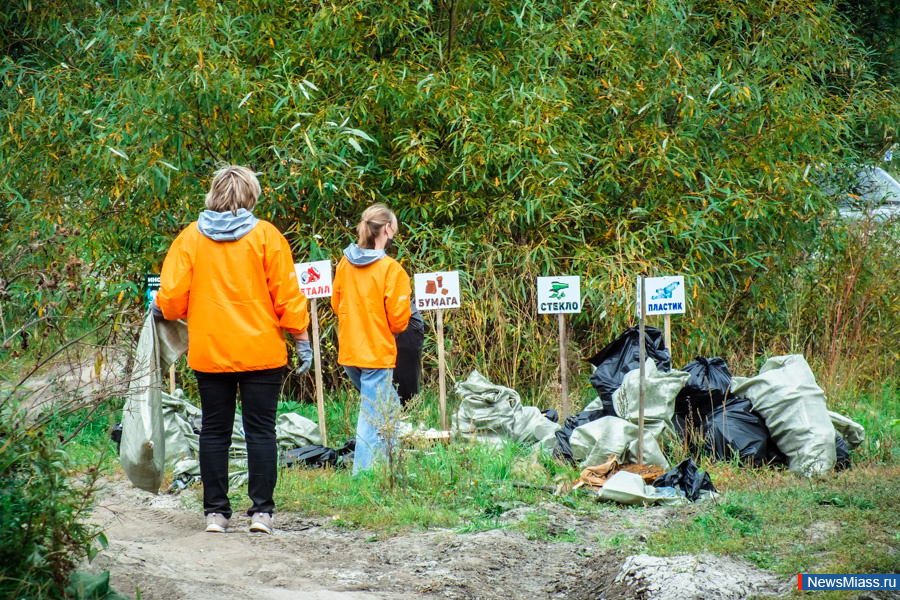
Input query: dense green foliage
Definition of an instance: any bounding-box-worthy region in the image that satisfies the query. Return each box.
[1,0,899,389]
[0,401,104,599]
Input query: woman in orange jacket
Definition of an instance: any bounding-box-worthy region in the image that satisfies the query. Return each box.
[332,204,411,474]
[152,165,311,534]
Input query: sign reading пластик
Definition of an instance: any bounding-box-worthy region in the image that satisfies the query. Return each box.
[636,276,686,316]
[537,276,581,314]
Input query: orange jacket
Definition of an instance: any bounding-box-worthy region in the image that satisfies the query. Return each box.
[156,221,309,373]
[332,247,411,369]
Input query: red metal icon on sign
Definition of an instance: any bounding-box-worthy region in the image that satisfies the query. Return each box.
[300,266,321,285]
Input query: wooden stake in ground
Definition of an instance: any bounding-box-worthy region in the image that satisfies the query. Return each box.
[310,297,327,446]
[436,308,447,432]
[638,275,647,466]
[558,312,569,423]
[169,363,176,395]
[664,313,671,351]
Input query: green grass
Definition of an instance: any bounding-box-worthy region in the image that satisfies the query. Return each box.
[60,367,900,595]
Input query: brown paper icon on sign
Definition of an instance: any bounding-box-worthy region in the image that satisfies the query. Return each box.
[425,280,437,294]
[441,288,449,295]
[436,275,444,288]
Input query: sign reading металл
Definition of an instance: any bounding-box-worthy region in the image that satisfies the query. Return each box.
[294,260,333,299]
[414,271,461,311]
[636,276,686,316]
[537,276,581,314]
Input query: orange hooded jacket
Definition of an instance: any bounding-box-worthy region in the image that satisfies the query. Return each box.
[332,244,411,369]
[156,217,309,373]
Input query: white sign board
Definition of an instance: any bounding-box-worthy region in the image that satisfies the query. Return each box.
[537,276,582,314]
[414,271,461,311]
[637,276,686,316]
[295,260,333,299]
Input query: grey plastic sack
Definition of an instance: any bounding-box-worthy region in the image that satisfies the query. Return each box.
[453,370,519,438]
[120,314,166,493]
[829,411,865,450]
[612,359,689,437]
[452,370,560,445]
[161,390,200,461]
[570,416,669,468]
[731,355,836,476]
[276,412,323,448]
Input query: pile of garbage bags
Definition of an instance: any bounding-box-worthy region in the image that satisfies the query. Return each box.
[452,370,560,447]
[580,327,865,478]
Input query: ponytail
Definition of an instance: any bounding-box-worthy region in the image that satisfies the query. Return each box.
[356,203,397,249]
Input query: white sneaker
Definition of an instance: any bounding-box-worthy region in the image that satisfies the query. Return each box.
[249,512,274,534]
[205,513,234,533]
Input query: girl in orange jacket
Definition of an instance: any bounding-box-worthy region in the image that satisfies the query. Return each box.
[153,165,311,534]
[332,204,411,474]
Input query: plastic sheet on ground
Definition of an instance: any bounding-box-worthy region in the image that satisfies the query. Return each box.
[570,416,669,469]
[586,326,672,416]
[452,370,560,447]
[731,355,836,477]
[597,471,687,506]
[611,359,689,438]
[675,356,732,419]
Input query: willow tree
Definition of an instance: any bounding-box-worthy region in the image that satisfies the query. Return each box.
[2,0,897,387]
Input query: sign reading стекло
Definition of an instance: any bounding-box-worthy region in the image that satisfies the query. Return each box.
[537,276,581,314]
[414,271,461,310]
[636,276,686,316]
[294,260,333,298]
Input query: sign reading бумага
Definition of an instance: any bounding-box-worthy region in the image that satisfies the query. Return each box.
[637,276,686,316]
[537,276,581,314]
[414,271,461,310]
[294,260,333,299]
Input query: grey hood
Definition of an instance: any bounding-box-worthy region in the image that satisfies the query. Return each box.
[343,243,386,266]
[197,209,259,241]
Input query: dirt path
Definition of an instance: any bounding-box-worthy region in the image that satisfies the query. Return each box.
[87,480,621,599]
[88,480,792,600]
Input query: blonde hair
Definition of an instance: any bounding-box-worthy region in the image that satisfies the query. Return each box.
[205,165,261,215]
[357,203,398,249]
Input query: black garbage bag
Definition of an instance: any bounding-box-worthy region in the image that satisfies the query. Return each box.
[702,397,774,467]
[110,423,123,454]
[653,458,717,502]
[553,410,607,464]
[394,309,425,405]
[834,434,851,471]
[675,357,732,418]
[587,326,671,416]
[282,445,339,469]
[542,409,559,424]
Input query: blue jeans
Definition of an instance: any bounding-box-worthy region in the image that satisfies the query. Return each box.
[343,366,399,474]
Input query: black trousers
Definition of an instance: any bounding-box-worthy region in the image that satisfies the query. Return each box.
[193,367,284,519]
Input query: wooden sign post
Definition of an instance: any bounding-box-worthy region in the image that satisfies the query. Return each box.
[537,276,582,423]
[636,274,687,464]
[414,271,462,432]
[436,308,447,431]
[295,259,334,446]
[637,276,647,465]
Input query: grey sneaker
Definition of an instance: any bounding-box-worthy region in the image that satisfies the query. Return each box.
[205,513,234,533]
[249,512,274,534]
